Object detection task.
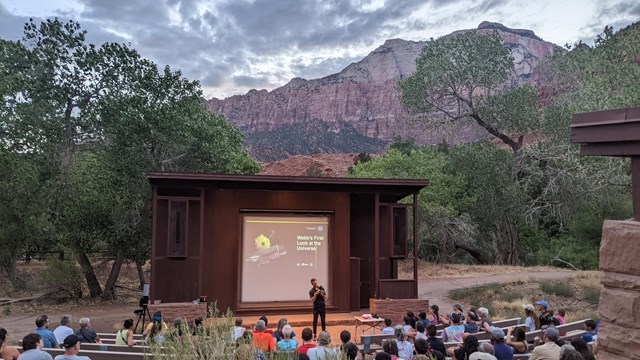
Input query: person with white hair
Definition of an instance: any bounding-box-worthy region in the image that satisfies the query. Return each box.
[75,318,101,344]
[276,324,297,351]
[307,331,336,360]
[251,320,276,353]
[53,316,73,344]
[394,326,414,360]
[477,307,494,333]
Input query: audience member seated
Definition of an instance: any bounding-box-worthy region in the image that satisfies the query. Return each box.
[115,319,135,347]
[570,338,595,360]
[276,325,297,352]
[555,308,567,325]
[470,342,498,360]
[382,339,400,360]
[582,320,597,343]
[338,330,358,360]
[53,316,74,345]
[529,328,560,360]
[144,322,165,346]
[307,331,335,360]
[296,327,316,356]
[232,318,245,341]
[426,325,446,355]
[415,321,427,341]
[427,305,440,325]
[19,333,53,360]
[522,304,540,332]
[535,300,557,328]
[559,349,584,360]
[143,311,168,336]
[449,334,479,360]
[401,316,414,335]
[441,312,465,343]
[417,311,431,328]
[233,331,255,360]
[375,352,392,360]
[464,309,479,333]
[75,318,100,344]
[192,316,204,336]
[394,326,414,360]
[251,320,276,353]
[169,318,185,342]
[34,315,58,348]
[478,308,494,333]
[0,328,20,360]
[255,316,273,335]
[414,338,444,360]
[439,304,465,325]
[406,311,418,328]
[382,319,395,335]
[490,328,513,360]
[505,326,527,354]
[55,335,91,360]
[273,318,296,342]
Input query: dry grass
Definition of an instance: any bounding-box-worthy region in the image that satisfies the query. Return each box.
[571,271,602,289]
[398,259,568,280]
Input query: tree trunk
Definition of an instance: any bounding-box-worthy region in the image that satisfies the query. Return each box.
[2,261,26,290]
[75,250,102,298]
[136,259,146,290]
[101,250,125,300]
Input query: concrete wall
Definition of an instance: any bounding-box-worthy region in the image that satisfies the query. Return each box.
[596,220,640,359]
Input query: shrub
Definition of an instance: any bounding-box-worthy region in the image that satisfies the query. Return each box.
[41,258,83,298]
[583,287,601,304]
[540,281,575,297]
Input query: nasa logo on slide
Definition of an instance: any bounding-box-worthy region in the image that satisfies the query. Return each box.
[317,225,324,232]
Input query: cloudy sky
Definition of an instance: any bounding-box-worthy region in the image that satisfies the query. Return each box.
[1,0,637,99]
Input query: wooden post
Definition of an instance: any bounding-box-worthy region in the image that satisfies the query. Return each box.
[633,157,640,221]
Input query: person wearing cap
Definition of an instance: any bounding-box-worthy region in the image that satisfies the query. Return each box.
[529,328,560,360]
[490,328,513,360]
[307,331,335,360]
[19,333,53,360]
[535,300,556,328]
[53,316,74,345]
[522,304,540,331]
[54,335,91,360]
[143,311,169,336]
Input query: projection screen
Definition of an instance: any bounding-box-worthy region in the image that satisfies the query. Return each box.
[241,214,330,302]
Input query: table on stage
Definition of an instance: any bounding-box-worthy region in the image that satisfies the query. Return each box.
[354,316,385,341]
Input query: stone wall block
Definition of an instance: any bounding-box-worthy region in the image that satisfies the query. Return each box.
[596,321,640,359]
[599,220,640,275]
[601,271,640,291]
[148,303,207,324]
[598,287,640,328]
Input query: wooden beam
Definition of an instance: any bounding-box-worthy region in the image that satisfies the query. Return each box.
[413,192,419,297]
[374,193,380,299]
[633,157,640,222]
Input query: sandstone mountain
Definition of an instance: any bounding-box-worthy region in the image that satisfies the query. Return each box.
[207,22,561,162]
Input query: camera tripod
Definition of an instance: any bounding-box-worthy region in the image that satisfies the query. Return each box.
[134,297,152,333]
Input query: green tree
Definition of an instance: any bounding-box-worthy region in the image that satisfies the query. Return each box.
[1,19,259,297]
[399,31,541,164]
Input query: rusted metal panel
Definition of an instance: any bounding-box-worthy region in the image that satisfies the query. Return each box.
[149,174,428,313]
[379,279,417,299]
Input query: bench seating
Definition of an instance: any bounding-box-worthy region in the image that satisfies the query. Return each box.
[17,347,154,360]
[98,332,144,341]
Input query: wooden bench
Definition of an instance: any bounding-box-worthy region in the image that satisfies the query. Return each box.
[435,317,522,336]
[524,319,589,343]
[98,332,144,341]
[79,343,154,354]
[18,347,154,360]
